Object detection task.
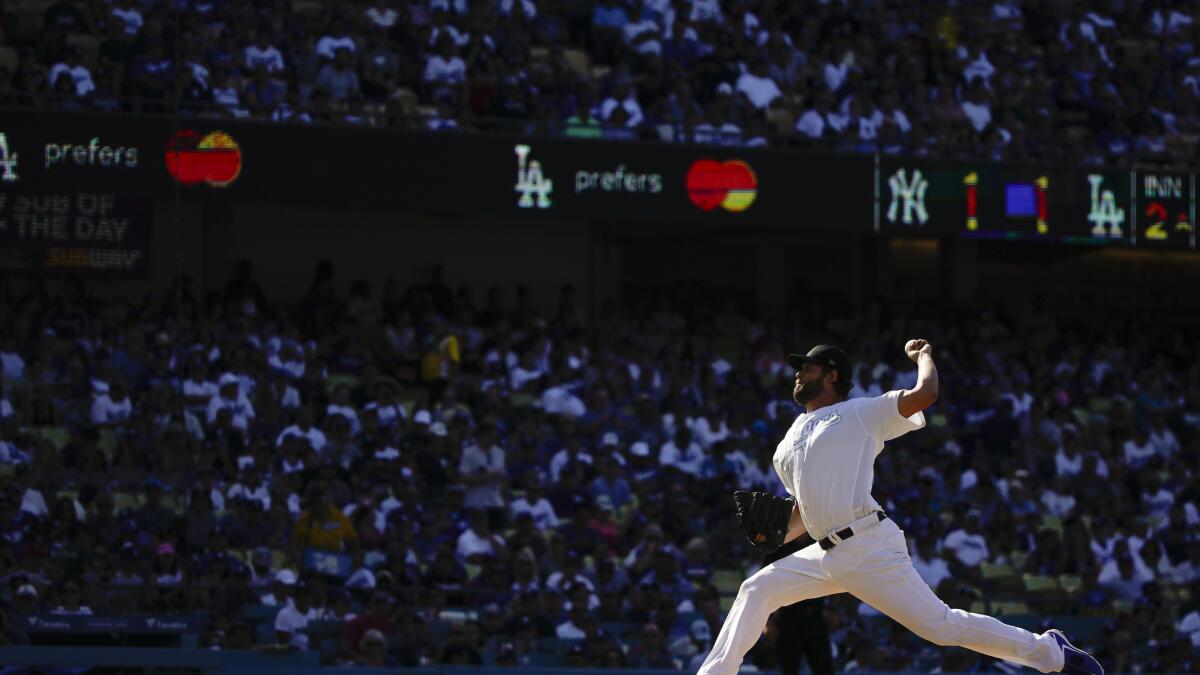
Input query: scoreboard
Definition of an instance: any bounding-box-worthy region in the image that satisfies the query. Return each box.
[0,107,1197,280]
[1135,172,1193,249]
[879,159,1195,249]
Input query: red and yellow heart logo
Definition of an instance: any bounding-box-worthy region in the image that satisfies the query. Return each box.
[166,130,242,188]
[685,159,758,212]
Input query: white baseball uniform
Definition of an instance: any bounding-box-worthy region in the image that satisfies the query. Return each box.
[697,390,1066,675]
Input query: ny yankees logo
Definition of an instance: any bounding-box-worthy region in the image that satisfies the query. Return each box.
[887,168,928,225]
[514,144,552,209]
[793,411,842,453]
[0,132,18,183]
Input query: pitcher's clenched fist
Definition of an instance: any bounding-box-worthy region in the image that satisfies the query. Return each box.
[905,339,932,364]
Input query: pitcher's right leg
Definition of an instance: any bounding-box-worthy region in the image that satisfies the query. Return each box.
[698,548,842,675]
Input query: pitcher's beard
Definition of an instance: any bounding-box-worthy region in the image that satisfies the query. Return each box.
[793,379,822,405]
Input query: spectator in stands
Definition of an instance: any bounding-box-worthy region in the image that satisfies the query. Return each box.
[293,483,358,556]
[434,621,483,664]
[90,380,132,426]
[316,48,361,102]
[48,581,91,616]
[455,508,506,564]
[1099,546,1155,602]
[245,29,286,74]
[942,508,990,574]
[458,423,506,522]
[207,374,255,432]
[48,45,94,97]
[356,629,396,666]
[342,591,398,661]
[316,19,358,61]
[275,580,319,650]
[628,622,674,668]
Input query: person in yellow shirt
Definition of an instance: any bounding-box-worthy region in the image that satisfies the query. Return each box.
[420,318,461,398]
[294,483,359,555]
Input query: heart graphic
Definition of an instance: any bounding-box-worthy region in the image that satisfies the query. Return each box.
[686,159,758,212]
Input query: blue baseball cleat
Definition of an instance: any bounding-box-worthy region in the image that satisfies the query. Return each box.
[1048,629,1104,675]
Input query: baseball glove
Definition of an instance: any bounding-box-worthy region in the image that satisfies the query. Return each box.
[733,490,794,553]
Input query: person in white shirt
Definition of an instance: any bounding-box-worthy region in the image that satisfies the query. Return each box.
[696,341,1093,675]
[0,342,25,381]
[364,382,405,428]
[735,60,782,110]
[1040,477,1077,519]
[275,581,321,649]
[325,385,361,436]
[275,407,327,451]
[689,0,722,23]
[424,39,467,86]
[910,537,952,591]
[549,437,594,483]
[227,466,271,511]
[48,47,96,96]
[1147,415,1179,458]
[600,82,644,128]
[459,425,506,510]
[658,427,704,477]
[510,485,558,529]
[541,378,587,418]
[91,381,133,425]
[942,510,991,568]
[623,6,662,55]
[456,509,507,563]
[182,366,218,413]
[1054,440,1084,477]
[1122,428,1157,469]
[206,374,255,432]
[960,82,992,132]
[823,46,852,93]
[365,1,399,29]
[111,0,143,35]
[316,20,358,60]
[244,32,286,73]
[961,46,995,87]
[1097,550,1154,602]
[795,94,833,139]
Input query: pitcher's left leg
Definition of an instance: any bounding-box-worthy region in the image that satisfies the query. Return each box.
[837,527,1066,673]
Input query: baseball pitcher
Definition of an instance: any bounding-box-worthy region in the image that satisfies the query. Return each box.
[699,342,1103,675]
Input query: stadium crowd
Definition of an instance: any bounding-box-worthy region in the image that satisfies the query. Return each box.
[2,0,1200,165]
[0,262,1195,672]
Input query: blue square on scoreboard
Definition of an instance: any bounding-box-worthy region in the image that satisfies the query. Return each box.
[1005,183,1037,217]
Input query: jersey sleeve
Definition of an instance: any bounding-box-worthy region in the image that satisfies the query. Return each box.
[857,390,926,441]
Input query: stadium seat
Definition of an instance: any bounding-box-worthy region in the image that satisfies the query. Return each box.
[1022,574,1059,593]
[255,622,276,645]
[526,652,566,667]
[1057,575,1083,594]
[1047,615,1105,646]
[974,600,1029,616]
[34,427,69,450]
[243,605,278,622]
[1041,516,1063,536]
[712,568,742,595]
[562,49,589,77]
[112,493,141,512]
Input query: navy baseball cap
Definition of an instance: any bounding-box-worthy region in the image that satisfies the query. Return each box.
[787,345,852,381]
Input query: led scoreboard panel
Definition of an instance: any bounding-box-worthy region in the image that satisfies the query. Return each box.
[1134,172,1194,249]
[879,158,1150,245]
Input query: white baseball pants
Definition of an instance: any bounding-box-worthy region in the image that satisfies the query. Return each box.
[698,516,1065,675]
